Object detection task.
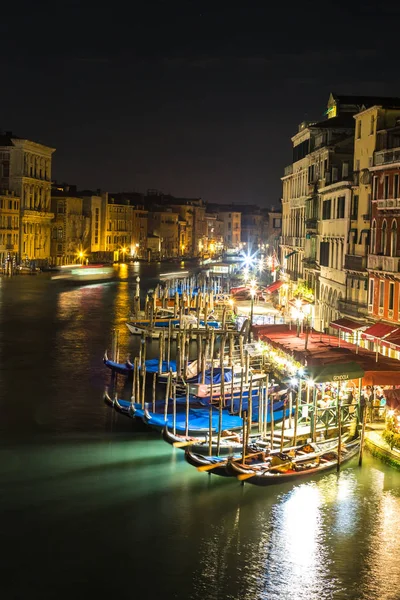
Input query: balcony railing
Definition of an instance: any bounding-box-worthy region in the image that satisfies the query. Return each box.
[281,236,305,248]
[6,243,15,250]
[344,254,367,271]
[284,165,293,176]
[374,147,400,166]
[338,299,368,318]
[376,198,400,209]
[368,254,400,273]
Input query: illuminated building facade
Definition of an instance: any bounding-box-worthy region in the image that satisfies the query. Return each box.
[368,121,400,325]
[0,192,20,271]
[0,132,55,265]
[50,193,85,264]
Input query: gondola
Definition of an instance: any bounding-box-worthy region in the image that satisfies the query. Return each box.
[103,351,177,380]
[228,438,360,486]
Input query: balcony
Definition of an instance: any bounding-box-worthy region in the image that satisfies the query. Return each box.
[305,217,318,229]
[6,243,16,250]
[376,198,400,210]
[374,147,400,166]
[368,254,400,273]
[344,254,367,271]
[338,299,368,318]
[281,236,305,248]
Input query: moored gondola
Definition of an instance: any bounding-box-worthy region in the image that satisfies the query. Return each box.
[228,438,360,486]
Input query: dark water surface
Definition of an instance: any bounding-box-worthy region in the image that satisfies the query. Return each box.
[1,264,400,600]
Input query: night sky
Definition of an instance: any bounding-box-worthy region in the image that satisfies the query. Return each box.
[1,1,400,207]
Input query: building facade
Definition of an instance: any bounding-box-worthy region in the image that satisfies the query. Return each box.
[50,194,86,264]
[148,210,179,258]
[368,122,400,324]
[343,103,400,321]
[0,133,55,265]
[0,192,20,271]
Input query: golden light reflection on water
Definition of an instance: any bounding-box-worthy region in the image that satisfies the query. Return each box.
[191,464,400,600]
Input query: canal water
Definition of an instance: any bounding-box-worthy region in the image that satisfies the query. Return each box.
[1,263,400,600]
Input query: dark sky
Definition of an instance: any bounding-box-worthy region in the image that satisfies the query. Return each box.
[1,1,400,207]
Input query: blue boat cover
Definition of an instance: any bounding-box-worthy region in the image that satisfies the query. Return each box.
[143,400,290,434]
[197,368,233,384]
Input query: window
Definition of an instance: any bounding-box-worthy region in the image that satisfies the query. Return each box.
[351,195,359,219]
[369,278,374,305]
[384,175,390,199]
[322,199,331,220]
[394,174,399,199]
[357,120,362,139]
[57,227,63,241]
[320,241,330,266]
[381,220,387,254]
[273,218,281,228]
[389,282,395,311]
[391,220,397,257]
[342,162,349,178]
[379,281,385,309]
[370,114,375,135]
[372,176,378,200]
[371,219,377,253]
[337,196,345,219]
[355,159,360,173]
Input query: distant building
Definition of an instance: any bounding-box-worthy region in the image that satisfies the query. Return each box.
[50,191,85,264]
[207,204,241,249]
[0,131,55,265]
[147,209,179,258]
[145,192,206,256]
[205,213,224,256]
[239,205,263,251]
[0,191,20,271]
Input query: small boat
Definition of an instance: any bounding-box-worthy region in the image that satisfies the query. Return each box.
[227,438,360,485]
[52,264,114,284]
[126,314,221,338]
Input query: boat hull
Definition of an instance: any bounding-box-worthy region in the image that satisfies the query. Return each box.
[228,440,360,486]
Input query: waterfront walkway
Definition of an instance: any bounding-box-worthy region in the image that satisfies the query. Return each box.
[365,423,400,468]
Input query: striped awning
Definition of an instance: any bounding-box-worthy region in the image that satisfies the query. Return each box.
[361,323,399,341]
[330,318,367,333]
[265,281,284,294]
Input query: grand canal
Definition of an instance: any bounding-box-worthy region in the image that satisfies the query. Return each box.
[1,263,400,600]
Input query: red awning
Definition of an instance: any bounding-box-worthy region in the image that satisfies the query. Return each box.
[361,323,399,341]
[381,331,400,350]
[330,318,367,333]
[265,281,284,294]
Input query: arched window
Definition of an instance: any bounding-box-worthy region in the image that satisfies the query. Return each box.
[371,219,377,254]
[381,219,387,254]
[391,220,397,257]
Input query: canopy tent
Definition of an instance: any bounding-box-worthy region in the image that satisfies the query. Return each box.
[330,318,367,333]
[361,323,399,341]
[253,324,400,386]
[265,280,284,294]
[306,362,364,384]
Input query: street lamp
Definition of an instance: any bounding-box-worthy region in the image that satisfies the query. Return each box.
[248,279,257,342]
[77,250,85,265]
